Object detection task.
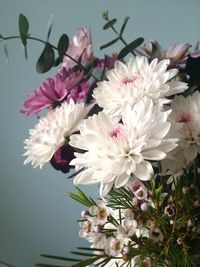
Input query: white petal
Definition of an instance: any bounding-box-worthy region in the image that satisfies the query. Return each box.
[183,145,198,163]
[114,174,130,188]
[73,169,96,185]
[142,149,166,160]
[100,181,114,197]
[134,161,154,181]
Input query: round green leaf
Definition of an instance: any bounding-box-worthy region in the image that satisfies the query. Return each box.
[36,44,55,73]
[57,34,69,62]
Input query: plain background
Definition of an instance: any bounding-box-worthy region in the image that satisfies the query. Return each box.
[0,0,200,266]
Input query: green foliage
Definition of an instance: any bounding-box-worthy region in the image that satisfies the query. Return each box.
[46,14,54,42]
[103,18,117,30]
[100,37,120,50]
[119,16,130,36]
[68,187,96,207]
[3,40,9,62]
[36,44,55,73]
[18,13,29,59]
[118,37,144,59]
[57,34,69,62]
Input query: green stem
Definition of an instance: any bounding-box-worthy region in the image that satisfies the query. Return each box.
[1,35,99,81]
[110,25,136,56]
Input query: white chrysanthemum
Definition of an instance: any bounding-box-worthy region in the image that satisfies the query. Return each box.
[23,100,92,168]
[70,98,178,196]
[93,56,188,119]
[162,91,200,174]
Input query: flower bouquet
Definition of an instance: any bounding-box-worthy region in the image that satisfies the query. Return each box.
[1,11,200,267]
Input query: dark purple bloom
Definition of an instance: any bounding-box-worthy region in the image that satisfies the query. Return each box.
[50,144,75,173]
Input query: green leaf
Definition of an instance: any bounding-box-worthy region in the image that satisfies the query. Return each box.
[54,57,61,67]
[3,40,9,63]
[71,251,97,257]
[120,16,130,36]
[18,13,29,46]
[118,37,144,59]
[40,254,78,262]
[103,18,117,30]
[100,37,120,50]
[57,34,69,62]
[0,34,4,40]
[35,263,67,267]
[68,187,95,207]
[102,10,109,21]
[35,264,66,267]
[36,44,55,73]
[77,247,104,252]
[47,14,54,42]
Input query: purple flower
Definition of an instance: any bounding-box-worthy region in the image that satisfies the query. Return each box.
[50,144,75,173]
[135,40,195,69]
[21,68,90,116]
[94,54,117,69]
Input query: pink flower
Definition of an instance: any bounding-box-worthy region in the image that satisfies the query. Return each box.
[20,74,68,116]
[131,180,148,200]
[21,68,90,116]
[136,40,192,69]
[94,54,117,69]
[62,27,93,69]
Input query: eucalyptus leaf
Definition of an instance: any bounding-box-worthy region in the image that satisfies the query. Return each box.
[100,37,119,50]
[102,10,109,21]
[103,18,117,30]
[54,57,61,67]
[120,16,130,36]
[3,40,9,62]
[36,44,55,73]
[47,14,54,42]
[118,37,144,59]
[57,34,69,62]
[0,34,4,40]
[19,13,29,46]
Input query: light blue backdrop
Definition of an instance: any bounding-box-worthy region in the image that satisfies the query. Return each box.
[0,0,199,266]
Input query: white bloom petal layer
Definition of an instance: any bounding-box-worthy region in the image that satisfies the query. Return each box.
[70,98,177,196]
[24,100,92,168]
[93,56,188,119]
[162,91,200,174]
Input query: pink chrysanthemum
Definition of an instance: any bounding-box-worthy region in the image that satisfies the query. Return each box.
[21,68,90,116]
[62,27,93,70]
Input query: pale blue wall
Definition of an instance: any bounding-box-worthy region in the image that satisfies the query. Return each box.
[0,0,199,266]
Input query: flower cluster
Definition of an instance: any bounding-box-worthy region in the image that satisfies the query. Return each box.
[76,177,200,267]
[7,12,200,267]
